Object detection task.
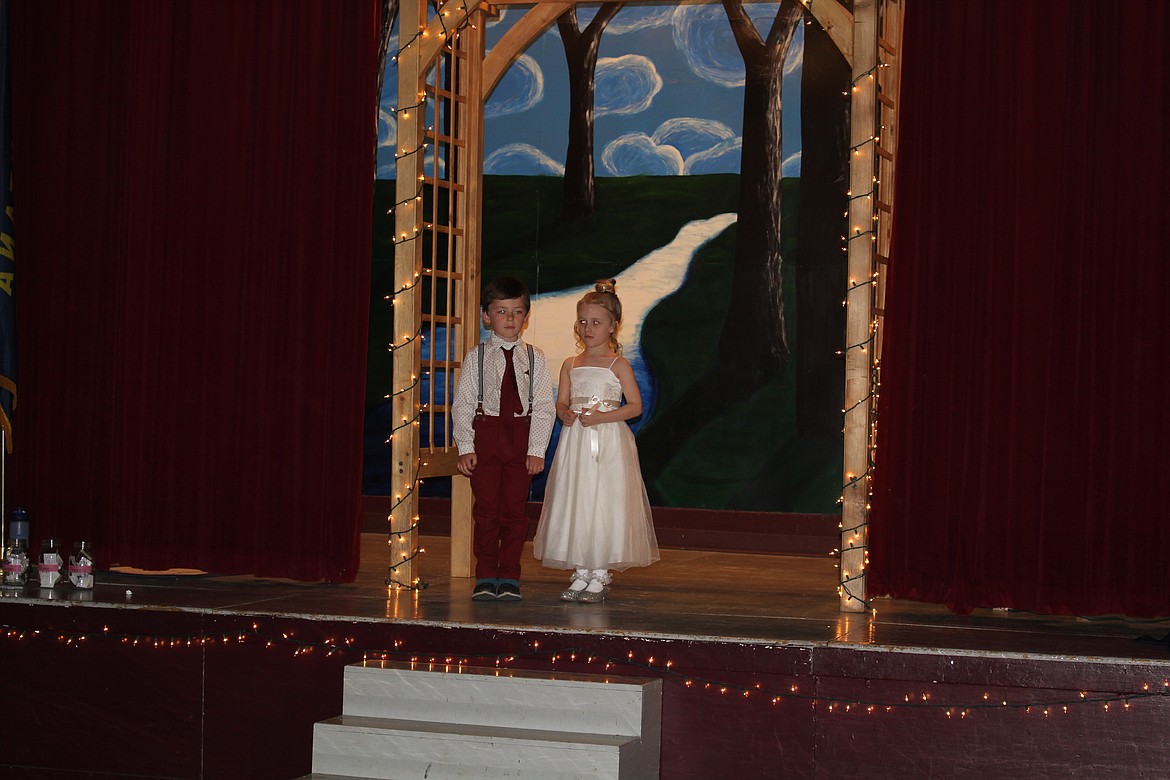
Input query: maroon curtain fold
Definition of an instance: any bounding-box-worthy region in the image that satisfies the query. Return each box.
[8,0,381,581]
[870,1,1170,616]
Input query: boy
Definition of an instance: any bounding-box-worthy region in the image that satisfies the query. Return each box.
[452,277,555,601]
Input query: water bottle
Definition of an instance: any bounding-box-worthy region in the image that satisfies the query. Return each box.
[2,509,30,586]
[69,541,95,589]
[38,538,64,588]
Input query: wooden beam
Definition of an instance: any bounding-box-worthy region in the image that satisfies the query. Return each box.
[483,0,852,78]
[417,1,481,67]
[840,0,877,613]
[484,3,572,97]
[404,0,865,601]
[873,0,903,363]
[390,0,428,589]
[808,0,854,68]
[449,12,490,579]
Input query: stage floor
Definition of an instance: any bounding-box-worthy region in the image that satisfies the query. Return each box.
[9,534,1165,668]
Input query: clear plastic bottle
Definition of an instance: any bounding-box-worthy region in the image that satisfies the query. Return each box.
[69,541,95,589]
[2,510,30,586]
[38,538,64,588]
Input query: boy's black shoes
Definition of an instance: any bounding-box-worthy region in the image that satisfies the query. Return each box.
[496,581,522,601]
[471,579,498,601]
[471,578,521,602]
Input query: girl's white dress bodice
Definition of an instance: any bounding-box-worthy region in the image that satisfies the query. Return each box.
[533,365,660,571]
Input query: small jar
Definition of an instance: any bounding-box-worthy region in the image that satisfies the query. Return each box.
[2,536,29,586]
[69,542,95,589]
[38,539,64,588]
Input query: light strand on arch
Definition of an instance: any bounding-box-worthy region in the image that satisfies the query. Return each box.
[837,49,891,612]
[383,4,477,591]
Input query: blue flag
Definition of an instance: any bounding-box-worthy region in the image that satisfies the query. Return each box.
[0,4,15,453]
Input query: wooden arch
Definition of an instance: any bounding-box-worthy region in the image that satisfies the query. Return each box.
[390,0,903,612]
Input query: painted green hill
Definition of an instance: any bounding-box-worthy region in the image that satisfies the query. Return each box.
[369,174,842,514]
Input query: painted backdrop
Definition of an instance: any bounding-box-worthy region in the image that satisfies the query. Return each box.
[367,1,849,515]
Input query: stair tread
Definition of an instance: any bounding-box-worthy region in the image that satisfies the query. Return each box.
[318,714,640,747]
[351,660,658,688]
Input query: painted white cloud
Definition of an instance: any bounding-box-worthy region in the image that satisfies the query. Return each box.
[602,133,685,176]
[375,107,399,178]
[784,36,805,76]
[672,2,747,87]
[602,117,750,176]
[377,30,402,180]
[653,117,736,160]
[575,5,675,35]
[782,150,802,177]
[422,152,446,180]
[683,137,742,174]
[485,53,544,118]
[595,55,663,117]
[378,107,397,150]
[484,143,565,176]
[672,2,802,87]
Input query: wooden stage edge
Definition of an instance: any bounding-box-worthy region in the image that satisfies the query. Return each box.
[5,533,1170,778]
[362,495,841,557]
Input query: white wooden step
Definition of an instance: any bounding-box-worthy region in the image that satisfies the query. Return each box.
[311,715,656,780]
[342,661,661,740]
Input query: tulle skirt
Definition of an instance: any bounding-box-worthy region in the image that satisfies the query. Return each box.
[534,420,660,571]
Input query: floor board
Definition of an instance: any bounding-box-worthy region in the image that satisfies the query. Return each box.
[37,534,1165,666]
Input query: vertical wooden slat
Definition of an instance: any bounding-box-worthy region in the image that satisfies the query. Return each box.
[841,0,878,613]
[397,1,888,602]
[389,0,427,588]
[874,0,903,362]
[450,14,486,578]
[406,10,484,580]
[426,52,442,457]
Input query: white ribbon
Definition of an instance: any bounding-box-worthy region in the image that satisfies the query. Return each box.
[572,395,619,460]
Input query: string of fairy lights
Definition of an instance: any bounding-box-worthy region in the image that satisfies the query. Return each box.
[3,620,1167,718]
[4,5,1159,733]
[383,0,476,590]
[835,51,894,610]
[391,0,472,61]
[384,2,886,609]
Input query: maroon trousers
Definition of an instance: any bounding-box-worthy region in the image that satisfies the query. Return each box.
[469,413,532,581]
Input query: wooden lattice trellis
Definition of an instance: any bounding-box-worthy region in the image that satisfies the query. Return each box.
[389,0,487,587]
[389,0,904,613]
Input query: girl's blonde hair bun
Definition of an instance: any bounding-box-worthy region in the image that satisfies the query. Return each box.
[575,279,624,354]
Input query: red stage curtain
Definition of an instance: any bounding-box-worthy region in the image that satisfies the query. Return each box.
[7,1,381,581]
[870,1,1170,616]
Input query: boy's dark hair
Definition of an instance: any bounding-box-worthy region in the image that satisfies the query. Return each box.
[480,276,531,312]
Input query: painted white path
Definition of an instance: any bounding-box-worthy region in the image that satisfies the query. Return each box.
[524,212,738,379]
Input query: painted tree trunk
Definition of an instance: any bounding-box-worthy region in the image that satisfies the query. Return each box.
[796,16,850,436]
[718,0,802,383]
[561,50,598,220]
[559,4,623,222]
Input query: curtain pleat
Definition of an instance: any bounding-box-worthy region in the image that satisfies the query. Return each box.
[9,0,380,581]
[870,0,1170,616]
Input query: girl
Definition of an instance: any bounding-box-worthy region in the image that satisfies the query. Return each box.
[533,279,660,602]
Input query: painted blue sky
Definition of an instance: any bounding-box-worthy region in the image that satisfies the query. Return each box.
[378,2,804,180]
